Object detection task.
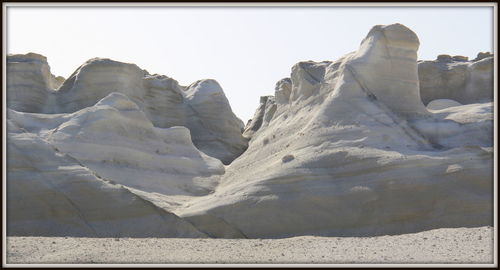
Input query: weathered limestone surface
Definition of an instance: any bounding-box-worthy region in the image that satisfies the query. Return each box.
[176,24,493,238]
[6,24,493,238]
[6,56,247,164]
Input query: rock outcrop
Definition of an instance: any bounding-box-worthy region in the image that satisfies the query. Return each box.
[8,93,225,196]
[6,23,493,239]
[7,53,64,113]
[7,118,208,237]
[7,56,247,164]
[418,52,493,105]
[184,80,247,165]
[175,24,493,238]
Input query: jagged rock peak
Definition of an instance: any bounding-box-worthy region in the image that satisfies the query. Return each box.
[274,78,292,104]
[343,23,427,117]
[7,53,64,112]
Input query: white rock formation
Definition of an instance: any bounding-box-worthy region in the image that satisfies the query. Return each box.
[7,53,64,113]
[184,79,248,164]
[418,53,493,105]
[7,119,207,237]
[6,23,493,239]
[174,24,493,238]
[8,93,225,196]
[413,102,493,149]
[274,78,292,104]
[7,56,247,164]
[243,95,277,139]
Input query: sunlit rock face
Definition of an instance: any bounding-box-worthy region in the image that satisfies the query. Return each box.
[6,92,225,237]
[6,55,247,164]
[184,79,247,165]
[6,54,246,237]
[177,23,493,238]
[7,116,209,238]
[6,23,493,239]
[418,52,493,105]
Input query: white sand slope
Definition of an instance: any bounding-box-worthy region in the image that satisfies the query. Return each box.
[6,227,493,264]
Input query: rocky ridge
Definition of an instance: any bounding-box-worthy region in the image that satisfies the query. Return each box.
[7,55,247,164]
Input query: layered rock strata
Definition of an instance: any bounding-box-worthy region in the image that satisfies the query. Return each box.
[7,118,208,237]
[418,52,493,105]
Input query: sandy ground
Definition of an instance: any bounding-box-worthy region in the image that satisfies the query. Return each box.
[5,227,494,265]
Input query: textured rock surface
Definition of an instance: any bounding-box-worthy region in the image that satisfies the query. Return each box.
[6,23,493,239]
[184,79,247,165]
[347,24,428,117]
[418,52,493,105]
[243,95,277,140]
[7,119,207,237]
[7,56,247,164]
[8,93,225,196]
[6,92,229,237]
[175,24,493,238]
[7,53,63,113]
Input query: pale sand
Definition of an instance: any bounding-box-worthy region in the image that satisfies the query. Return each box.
[6,227,494,265]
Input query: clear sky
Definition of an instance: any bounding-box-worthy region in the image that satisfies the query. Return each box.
[7,5,494,122]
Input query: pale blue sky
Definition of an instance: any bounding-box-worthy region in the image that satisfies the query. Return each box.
[7,6,494,122]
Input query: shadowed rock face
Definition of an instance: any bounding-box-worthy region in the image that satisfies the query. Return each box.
[7,53,64,113]
[418,52,493,105]
[6,23,493,238]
